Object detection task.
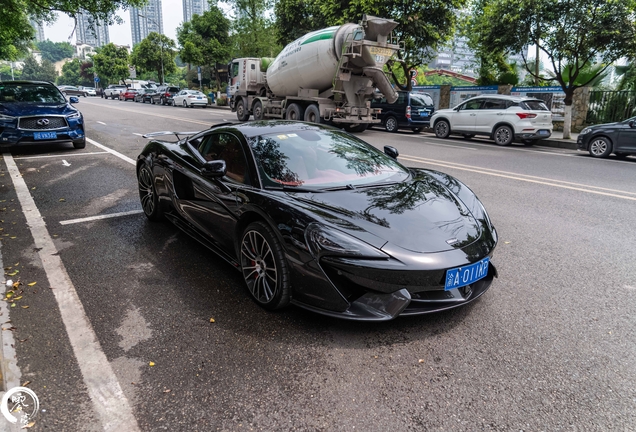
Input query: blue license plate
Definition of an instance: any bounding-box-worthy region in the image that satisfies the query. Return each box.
[539,130,549,135]
[419,110,429,117]
[197,97,203,99]
[444,258,490,290]
[34,132,57,140]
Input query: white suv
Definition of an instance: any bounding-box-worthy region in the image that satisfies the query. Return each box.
[431,95,553,146]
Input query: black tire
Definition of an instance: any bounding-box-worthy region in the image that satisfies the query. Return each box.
[137,164,164,222]
[588,136,612,158]
[171,99,176,107]
[182,100,188,108]
[285,103,303,121]
[151,98,155,104]
[240,221,291,310]
[236,99,250,121]
[412,128,422,133]
[463,134,475,140]
[253,100,264,120]
[160,97,165,105]
[344,123,368,133]
[73,138,86,149]
[304,104,321,123]
[83,93,87,97]
[615,152,631,159]
[384,116,398,132]
[434,120,451,138]
[493,125,514,146]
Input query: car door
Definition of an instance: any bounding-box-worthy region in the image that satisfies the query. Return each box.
[453,99,483,132]
[616,118,636,151]
[175,131,252,254]
[474,98,508,134]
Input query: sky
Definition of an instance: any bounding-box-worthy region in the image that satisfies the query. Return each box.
[42,0,232,47]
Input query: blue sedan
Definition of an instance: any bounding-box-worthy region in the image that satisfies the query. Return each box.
[0,80,85,149]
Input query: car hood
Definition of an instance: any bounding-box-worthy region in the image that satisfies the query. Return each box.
[588,121,621,129]
[292,173,482,253]
[0,102,76,117]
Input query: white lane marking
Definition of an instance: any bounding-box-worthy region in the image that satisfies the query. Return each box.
[60,210,143,225]
[0,243,22,393]
[86,138,136,165]
[13,151,109,160]
[96,121,107,125]
[421,141,477,150]
[132,133,143,136]
[62,160,71,167]
[3,153,140,431]
[400,155,636,201]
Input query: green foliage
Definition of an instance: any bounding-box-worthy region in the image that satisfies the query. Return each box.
[274,0,327,46]
[545,63,609,89]
[0,64,22,80]
[131,32,177,84]
[1,0,145,61]
[92,43,130,86]
[230,0,282,57]
[57,59,93,86]
[616,62,636,91]
[36,40,74,63]
[20,55,57,82]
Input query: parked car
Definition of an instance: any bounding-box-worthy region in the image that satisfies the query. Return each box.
[104,85,127,99]
[58,85,88,97]
[172,90,208,108]
[577,117,636,158]
[78,86,97,96]
[0,80,85,149]
[137,121,497,320]
[134,88,157,103]
[150,85,180,105]
[431,95,553,146]
[371,91,435,133]
[120,89,139,101]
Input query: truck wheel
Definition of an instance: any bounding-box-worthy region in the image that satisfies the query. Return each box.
[253,100,264,120]
[236,99,250,121]
[304,104,321,124]
[344,124,368,133]
[286,103,303,121]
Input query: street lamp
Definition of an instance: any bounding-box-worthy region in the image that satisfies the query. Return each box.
[138,13,164,84]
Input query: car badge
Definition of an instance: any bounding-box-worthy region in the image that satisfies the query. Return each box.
[37,119,50,126]
[446,238,459,245]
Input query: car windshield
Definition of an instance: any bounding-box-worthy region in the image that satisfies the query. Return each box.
[0,83,65,103]
[249,128,410,189]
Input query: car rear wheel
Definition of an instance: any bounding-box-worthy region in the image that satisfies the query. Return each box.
[589,137,612,158]
[240,222,291,310]
[138,165,164,222]
[253,100,264,120]
[182,100,188,108]
[236,99,250,121]
[286,103,303,121]
[434,120,451,138]
[384,116,398,132]
[493,125,513,146]
[171,99,176,107]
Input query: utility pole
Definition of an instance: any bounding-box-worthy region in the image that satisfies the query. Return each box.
[535,20,540,85]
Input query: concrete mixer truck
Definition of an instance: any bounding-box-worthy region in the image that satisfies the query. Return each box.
[227,15,401,132]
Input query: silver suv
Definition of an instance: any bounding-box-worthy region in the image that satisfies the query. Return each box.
[431,95,553,146]
[103,85,128,100]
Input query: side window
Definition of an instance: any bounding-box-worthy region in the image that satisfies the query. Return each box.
[462,99,483,110]
[396,93,406,105]
[482,99,507,110]
[199,133,250,184]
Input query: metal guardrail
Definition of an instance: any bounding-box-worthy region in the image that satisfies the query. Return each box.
[586,90,636,124]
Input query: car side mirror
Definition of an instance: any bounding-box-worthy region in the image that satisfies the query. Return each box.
[69,96,79,104]
[201,160,227,178]
[384,146,399,159]
[629,120,634,128]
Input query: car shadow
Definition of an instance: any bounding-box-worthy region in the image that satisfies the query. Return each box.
[4,142,83,157]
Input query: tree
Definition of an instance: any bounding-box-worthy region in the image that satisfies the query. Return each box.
[467,0,636,138]
[92,43,130,86]
[0,64,22,81]
[1,0,145,60]
[274,0,327,46]
[57,58,94,86]
[37,40,75,63]
[177,6,231,87]
[20,55,57,82]
[131,32,177,84]
[229,0,281,58]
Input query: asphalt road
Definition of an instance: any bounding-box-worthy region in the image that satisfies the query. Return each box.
[0,97,635,431]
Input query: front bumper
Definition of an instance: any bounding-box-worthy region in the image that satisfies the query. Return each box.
[0,126,84,148]
[576,134,590,150]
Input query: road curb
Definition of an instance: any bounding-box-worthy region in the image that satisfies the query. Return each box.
[535,138,578,150]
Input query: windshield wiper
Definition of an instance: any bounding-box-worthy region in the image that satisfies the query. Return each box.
[264,185,323,193]
[321,184,357,191]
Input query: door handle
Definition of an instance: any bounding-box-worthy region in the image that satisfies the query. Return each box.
[470,113,476,116]
[497,113,504,116]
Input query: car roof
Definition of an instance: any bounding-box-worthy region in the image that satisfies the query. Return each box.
[1,80,55,86]
[217,120,337,139]
[465,94,543,103]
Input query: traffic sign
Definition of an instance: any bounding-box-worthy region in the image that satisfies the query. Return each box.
[94,76,100,83]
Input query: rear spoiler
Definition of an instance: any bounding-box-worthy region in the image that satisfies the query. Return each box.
[142,122,240,140]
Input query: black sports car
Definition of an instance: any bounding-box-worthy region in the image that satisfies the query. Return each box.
[137,121,498,321]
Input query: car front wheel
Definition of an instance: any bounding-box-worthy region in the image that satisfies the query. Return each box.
[589,137,612,158]
[493,125,514,146]
[240,222,291,310]
[434,120,451,138]
[73,138,86,149]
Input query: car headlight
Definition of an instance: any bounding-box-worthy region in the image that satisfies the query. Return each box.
[580,127,591,135]
[68,111,81,119]
[0,113,15,121]
[305,223,388,259]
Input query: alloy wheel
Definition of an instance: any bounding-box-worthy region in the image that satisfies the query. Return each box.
[241,230,278,304]
[590,139,608,156]
[435,121,448,137]
[138,167,155,216]
[385,117,398,132]
[494,126,512,145]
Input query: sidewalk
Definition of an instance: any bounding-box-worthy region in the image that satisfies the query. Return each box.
[538,131,579,150]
